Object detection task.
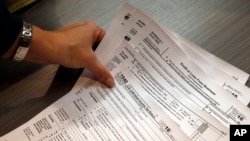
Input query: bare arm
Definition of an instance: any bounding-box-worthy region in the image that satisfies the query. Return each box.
[2,22,115,88]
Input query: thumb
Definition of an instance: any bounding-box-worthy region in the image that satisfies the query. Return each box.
[86,58,115,88]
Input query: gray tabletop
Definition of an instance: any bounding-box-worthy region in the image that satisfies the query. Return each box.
[0,0,249,136]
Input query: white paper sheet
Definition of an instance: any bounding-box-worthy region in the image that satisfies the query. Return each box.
[96,3,250,107]
[1,3,249,141]
[162,27,250,106]
[1,63,190,141]
[169,31,249,84]
[95,3,250,127]
[101,40,229,140]
[96,3,249,86]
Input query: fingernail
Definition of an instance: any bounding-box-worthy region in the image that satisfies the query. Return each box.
[105,77,115,88]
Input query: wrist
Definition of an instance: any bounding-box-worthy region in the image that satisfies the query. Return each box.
[24,26,57,64]
[12,21,32,61]
[2,21,29,59]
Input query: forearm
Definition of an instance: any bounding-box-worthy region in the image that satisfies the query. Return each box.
[2,22,115,87]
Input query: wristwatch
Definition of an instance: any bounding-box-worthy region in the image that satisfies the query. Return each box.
[13,21,32,61]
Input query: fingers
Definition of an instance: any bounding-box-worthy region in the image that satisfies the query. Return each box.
[85,22,114,87]
[57,21,114,87]
[86,58,115,88]
[95,27,106,42]
[89,22,106,43]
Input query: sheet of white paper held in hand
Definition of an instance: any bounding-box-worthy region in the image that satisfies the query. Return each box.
[1,3,250,141]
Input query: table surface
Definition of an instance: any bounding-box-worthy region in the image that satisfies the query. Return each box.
[0,0,249,136]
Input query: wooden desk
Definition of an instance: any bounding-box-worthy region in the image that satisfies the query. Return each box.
[0,0,249,136]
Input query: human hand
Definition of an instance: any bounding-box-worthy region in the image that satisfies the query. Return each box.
[27,21,115,87]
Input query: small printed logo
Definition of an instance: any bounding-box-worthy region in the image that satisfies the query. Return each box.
[124,13,131,20]
[124,35,131,41]
[230,125,249,141]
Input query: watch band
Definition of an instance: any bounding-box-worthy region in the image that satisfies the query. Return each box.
[13,21,32,61]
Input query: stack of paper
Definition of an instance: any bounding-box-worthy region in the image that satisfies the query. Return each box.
[1,3,249,141]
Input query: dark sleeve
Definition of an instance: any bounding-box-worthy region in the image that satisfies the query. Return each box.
[0,1,23,56]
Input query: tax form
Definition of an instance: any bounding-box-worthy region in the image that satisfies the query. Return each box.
[96,3,250,107]
[1,65,189,141]
[162,28,249,85]
[102,41,229,140]
[1,2,249,141]
[95,3,250,127]
[162,27,250,106]
[96,3,249,86]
